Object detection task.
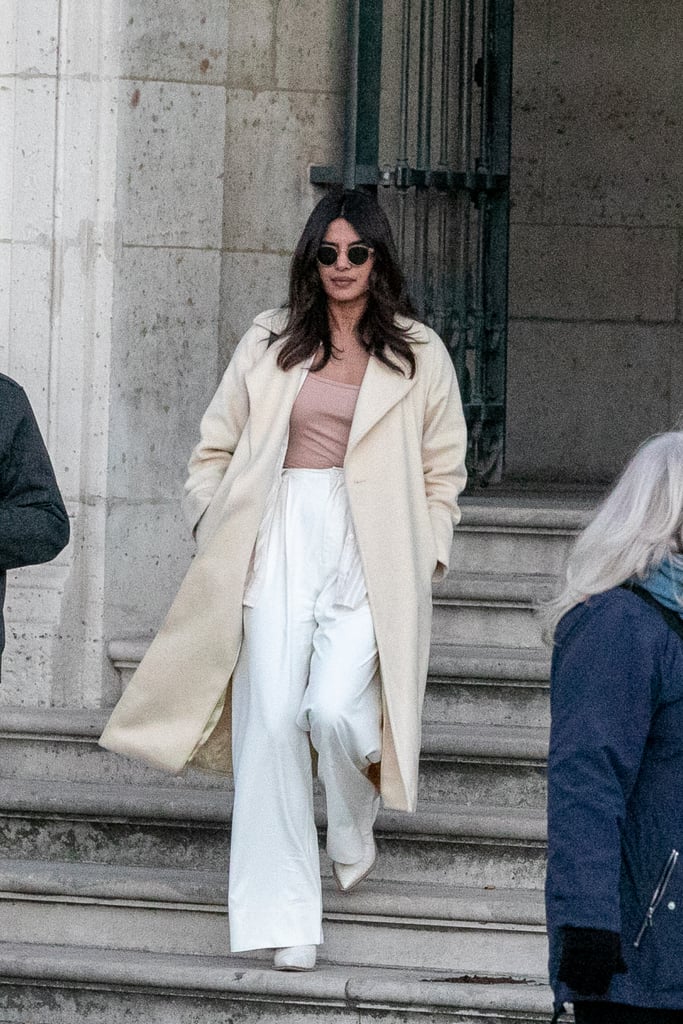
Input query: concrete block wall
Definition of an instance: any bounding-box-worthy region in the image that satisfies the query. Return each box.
[506,0,683,481]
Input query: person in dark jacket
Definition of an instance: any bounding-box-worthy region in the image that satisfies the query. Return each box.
[0,373,70,672]
[545,430,683,1024]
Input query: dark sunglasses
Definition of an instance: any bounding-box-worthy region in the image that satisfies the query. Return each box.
[316,243,374,267]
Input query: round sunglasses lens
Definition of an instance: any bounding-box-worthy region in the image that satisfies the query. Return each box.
[350,245,376,266]
[317,245,337,266]
[348,246,371,266]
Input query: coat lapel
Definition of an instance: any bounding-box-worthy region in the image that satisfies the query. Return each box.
[243,316,425,458]
[243,340,305,446]
[347,355,417,455]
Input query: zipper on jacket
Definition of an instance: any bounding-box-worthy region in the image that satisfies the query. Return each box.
[633,848,679,949]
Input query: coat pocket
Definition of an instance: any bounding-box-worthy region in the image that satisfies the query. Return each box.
[633,847,679,950]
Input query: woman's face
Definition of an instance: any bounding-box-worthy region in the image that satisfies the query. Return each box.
[317,218,375,306]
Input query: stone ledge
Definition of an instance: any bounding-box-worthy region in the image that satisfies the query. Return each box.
[0,858,546,927]
[458,497,595,531]
[428,645,551,682]
[108,641,552,684]
[0,705,108,738]
[0,941,554,1015]
[433,571,557,604]
[0,705,548,765]
[422,723,548,761]
[0,777,547,842]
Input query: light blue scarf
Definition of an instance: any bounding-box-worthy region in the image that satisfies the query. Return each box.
[638,552,683,618]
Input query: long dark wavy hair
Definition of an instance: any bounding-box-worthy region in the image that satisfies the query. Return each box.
[272,189,417,378]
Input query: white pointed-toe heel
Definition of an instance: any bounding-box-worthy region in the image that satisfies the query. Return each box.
[333,836,377,893]
[273,944,317,971]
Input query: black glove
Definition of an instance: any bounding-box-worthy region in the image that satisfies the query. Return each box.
[558,926,628,996]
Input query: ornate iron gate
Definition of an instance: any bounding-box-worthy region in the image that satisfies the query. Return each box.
[311,0,514,483]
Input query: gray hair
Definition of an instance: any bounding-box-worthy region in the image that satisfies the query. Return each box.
[545,430,683,638]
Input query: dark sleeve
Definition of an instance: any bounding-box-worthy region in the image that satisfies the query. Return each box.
[546,592,658,933]
[0,387,70,570]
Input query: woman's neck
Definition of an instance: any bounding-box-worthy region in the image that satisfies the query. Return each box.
[327,296,367,341]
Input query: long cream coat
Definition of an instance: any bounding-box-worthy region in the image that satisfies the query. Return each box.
[100,309,467,811]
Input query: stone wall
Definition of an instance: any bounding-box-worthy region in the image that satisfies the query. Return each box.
[4,0,680,707]
[506,0,683,481]
[1,0,344,707]
[104,2,229,652]
[105,0,344,650]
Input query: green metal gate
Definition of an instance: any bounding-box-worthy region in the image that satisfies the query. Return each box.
[311,0,514,484]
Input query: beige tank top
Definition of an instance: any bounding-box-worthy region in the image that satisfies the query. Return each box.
[283,372,360,469]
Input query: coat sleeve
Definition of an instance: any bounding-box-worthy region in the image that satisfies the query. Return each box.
[546,592,658,933]
[421,333,468,581]
[0,385,70,571]
[183,319,268,535]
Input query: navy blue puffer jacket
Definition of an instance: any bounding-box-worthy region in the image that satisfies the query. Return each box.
[546,587,683,1012]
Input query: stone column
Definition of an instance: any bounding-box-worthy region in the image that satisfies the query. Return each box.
[0,0,120,706]
[102,2,230,678]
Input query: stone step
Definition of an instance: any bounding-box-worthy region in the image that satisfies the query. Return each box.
[425,678,549,729]
[0,778,547,889]
[428,643,551,682]
[425,643,551,730]
[0,499,580,1021]
[0,858,548,976]
[108,638,557,712]
[109,572,558,696]
[452,496,593,577]
[0,744,547,812]
[0,720,548,790]
[0,941,554,1023]
[423,723,549,761]
[109,593,551,705]
[0,776,549,845]
[0,809,547,891]
[0,706,550,806]
[419,723,548,808]
[432,572,555,649]
[0,706,224,791]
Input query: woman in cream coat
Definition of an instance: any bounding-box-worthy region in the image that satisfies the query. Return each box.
[100,189,467,971]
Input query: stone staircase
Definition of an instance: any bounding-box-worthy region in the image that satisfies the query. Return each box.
[0,494,594,1022]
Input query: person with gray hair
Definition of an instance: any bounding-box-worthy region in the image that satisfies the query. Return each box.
[545,430,683,1024]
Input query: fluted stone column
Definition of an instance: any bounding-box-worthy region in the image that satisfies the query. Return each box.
[0,0,120,706]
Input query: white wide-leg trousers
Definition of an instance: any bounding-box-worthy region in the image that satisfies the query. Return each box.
[228,468,382,953]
